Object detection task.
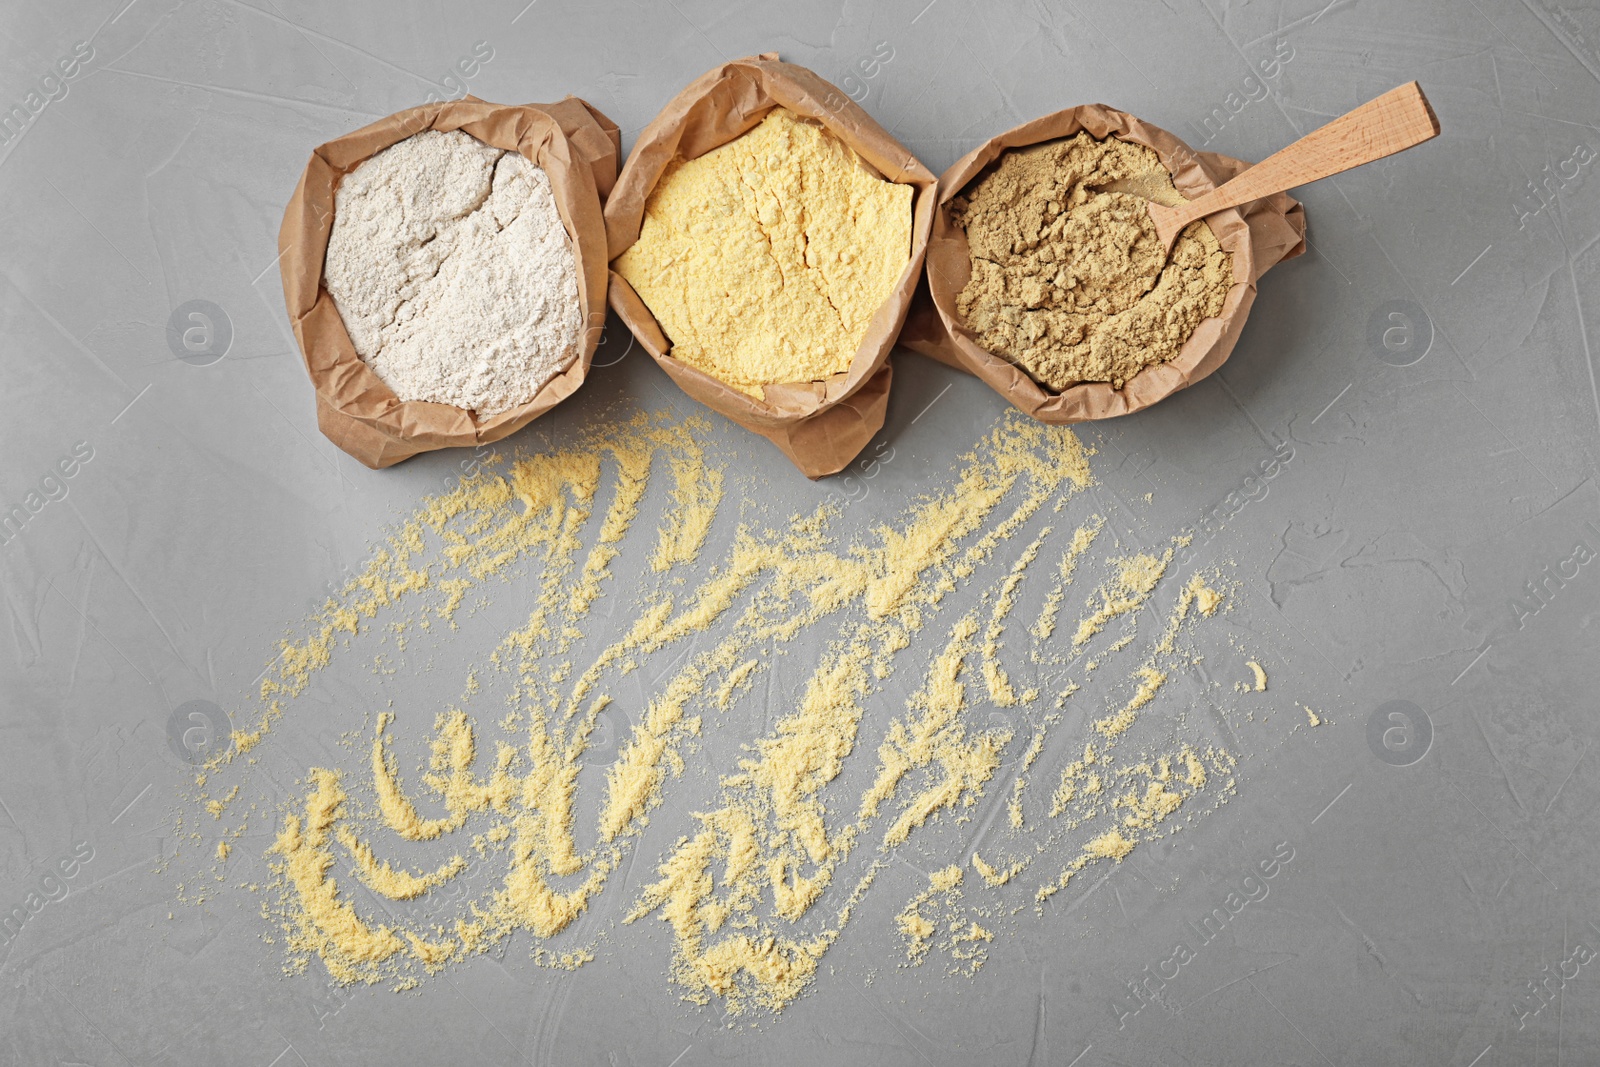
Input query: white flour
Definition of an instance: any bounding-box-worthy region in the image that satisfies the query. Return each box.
[324,129,583,416]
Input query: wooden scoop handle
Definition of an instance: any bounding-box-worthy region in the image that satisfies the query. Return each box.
[1149,81,1440,250]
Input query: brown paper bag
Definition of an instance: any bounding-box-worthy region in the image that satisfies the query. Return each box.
[279,96,620,469]
[899,105,1307,424]
[603,54,937,479]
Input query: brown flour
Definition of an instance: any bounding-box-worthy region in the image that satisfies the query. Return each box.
[951,133,1232,391]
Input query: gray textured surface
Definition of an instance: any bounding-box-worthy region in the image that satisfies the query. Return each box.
[3,0,1600,1064]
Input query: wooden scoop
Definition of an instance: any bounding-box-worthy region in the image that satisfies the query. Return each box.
[1148,81,1440,253]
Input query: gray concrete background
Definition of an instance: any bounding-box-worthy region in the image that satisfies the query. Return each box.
[2,0,1599,1063]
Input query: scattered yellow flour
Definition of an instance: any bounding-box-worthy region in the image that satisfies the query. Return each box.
[1194,579,1224,617]
[859,615,986,843]
[1247,660,1267,691]
[622,422,1094,1012]
[896,866,962,965]
[1157,572,1226,655]
[895,866,990,974]
[1006,727,1048,829]
[614,108,913,398]
[1305,705,1322,727]
[1095,665,1168,739]
[948,921,995,977]
[269,769,405,981]
[982,529,1049,705]
[1033,745,1235,905]
[972,852,1025,887]
[1032,518,1102,647]
[183,407,1271,1016]
[951,132,1233,391]
[1072,550,1171,649]
[651,456,723,573]
[1050,744,1100,819]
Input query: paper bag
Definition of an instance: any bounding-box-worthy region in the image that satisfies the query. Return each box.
[899,104,1307,423]
[279,96,620,469]
[603,54,937,479]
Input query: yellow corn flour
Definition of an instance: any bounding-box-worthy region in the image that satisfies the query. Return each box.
[952,132,1233,391]
[181,407,1267,1017]
[614,108,912,399]
[895,866,993,975]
